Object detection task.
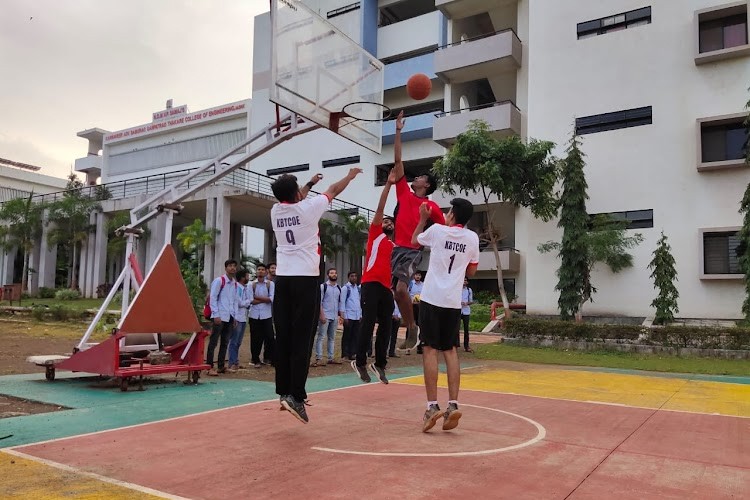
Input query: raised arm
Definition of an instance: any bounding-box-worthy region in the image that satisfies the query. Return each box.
[372,179,393,226]
[392,111,405,182]
[300,173,323,198]
[411,202,431,247]
[323,167,363,200]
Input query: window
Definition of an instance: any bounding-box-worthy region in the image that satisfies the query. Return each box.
[375,157,439,186]
[327,2,360,19]
[322,156,359,168]
[577,7,651,39]
[589,209,654,230]
[575,106,652,135]
[266,163,309,176]
[703,231,741,274]
[699,13,748,53]
[701,121,748,163]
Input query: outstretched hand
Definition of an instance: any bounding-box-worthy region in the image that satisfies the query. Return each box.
[309,173,323,185]
[419,202,431,220]
[387,169,398,185]
[396,110,405,131]
[347,167,363,179]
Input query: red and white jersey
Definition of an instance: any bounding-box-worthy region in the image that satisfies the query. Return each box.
[394,176,444,249]
[361,223,394,289]
[271,194,331,276]
[417,224,479,309]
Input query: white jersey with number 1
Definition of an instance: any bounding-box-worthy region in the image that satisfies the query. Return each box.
[271,193,332,276]
[417,224,480,310]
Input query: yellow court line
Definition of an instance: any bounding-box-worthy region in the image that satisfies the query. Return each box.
[0,450,182,500]
[395,369,750,418]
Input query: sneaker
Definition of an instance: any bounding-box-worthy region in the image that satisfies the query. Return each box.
[442,403,462,431]
[207,368,218,376]
[351,360,371,383]
[328,359,343,365]
[228,365,238,373]
[398,325,419,351]
[253,362,262,368]
[368,363,388,384]
[281,395,309,424]
[422,404,442,433]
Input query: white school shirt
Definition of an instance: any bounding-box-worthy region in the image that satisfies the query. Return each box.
[271,194,331,276]
[417,224,480,310]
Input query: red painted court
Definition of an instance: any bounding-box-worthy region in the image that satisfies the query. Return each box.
[12,380,749,499]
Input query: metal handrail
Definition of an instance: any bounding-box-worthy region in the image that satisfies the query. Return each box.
[437,28,520,50]
[1,165,375,222]
[434,100,520,119]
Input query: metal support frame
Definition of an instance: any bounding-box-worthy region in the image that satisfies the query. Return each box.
[75,113,321,350]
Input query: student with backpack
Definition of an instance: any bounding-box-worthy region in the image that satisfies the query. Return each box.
[312,268,342,367]
[206,259,239,376]
[339,271,362,360]
[249,263,275,367]
[227,269,253,372]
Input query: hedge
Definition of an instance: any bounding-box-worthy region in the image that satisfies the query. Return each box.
[504,318,750,351]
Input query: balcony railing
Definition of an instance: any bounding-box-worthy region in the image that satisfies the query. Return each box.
[435,100,520,118]
[437,28,519,49]
[2,166,375,222]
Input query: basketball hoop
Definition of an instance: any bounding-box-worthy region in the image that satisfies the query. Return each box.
[330,102,391,133]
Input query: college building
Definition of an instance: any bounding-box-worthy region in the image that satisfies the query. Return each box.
[3,0,747,321]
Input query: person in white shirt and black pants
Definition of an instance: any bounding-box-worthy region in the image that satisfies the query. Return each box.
[270,168,362,424]
[207,259,239,376]
[249,263,275,367]
[459,278,474,353]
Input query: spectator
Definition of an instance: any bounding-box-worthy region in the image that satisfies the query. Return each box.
[267,262,276,282]
[340,271,362,361]
[459,278,474,353]
[249,263,275,367]
[207,259,238,376]
[388,298,401,358]
[228,269,252,372]
[312,268,342,366]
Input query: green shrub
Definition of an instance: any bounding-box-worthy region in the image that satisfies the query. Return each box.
[111,289,136,305]
[31,304,47,321]
[38,287,56,299]
[504,318,750,350]
[48,304,71,321]
[54,289,81,301]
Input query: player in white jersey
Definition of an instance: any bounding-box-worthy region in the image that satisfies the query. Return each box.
[270,168,362,423]
[411,198,479,432]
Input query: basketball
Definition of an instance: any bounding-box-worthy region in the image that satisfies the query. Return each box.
[406,73,431,100]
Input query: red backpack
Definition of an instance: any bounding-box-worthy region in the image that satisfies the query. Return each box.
[203,276,227,320]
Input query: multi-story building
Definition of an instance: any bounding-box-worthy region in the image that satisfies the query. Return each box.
[249,0,749,319]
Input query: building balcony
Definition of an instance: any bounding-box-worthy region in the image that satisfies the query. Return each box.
[74,155,102,176]
[377,11,441,61]
[433,101,522,147]
[384,53,435,90]
[477,248,520,273]
[436,0,518,20]
[383,111,435,145]
[435,30,522,83]
[694,1,750,65]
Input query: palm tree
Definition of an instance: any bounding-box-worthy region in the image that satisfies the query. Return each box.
[319,218,344,264]
[0,192,45,292]
[338,212,368,274]
[176,218,217,270]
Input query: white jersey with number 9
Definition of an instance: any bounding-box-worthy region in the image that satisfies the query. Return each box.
[271,193,332,276]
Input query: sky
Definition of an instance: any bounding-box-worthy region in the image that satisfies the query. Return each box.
[0,0,270,179]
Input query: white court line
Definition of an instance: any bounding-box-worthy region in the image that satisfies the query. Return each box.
[389,381,750,420]
[4,367,454,451]
[312,403,546,457]
[2,448,190,500]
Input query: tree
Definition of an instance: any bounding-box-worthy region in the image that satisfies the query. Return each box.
[548,132,590,320]
[240,251,262,276]
[319,218,344,264]
[337,212,368,274]
[432,119,559,317]
[648,231,679,325]
[0,192,45,292]
[738,91,750,320]
[176,219,217,316]
[539,215,644,321]
[47,174,101,289]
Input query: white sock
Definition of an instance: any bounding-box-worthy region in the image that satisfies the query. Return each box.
[427,401,438,409]
[448,400,458,407]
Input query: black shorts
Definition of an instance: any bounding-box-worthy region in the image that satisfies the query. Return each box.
[418,300,461,351]
[391,246,422,287]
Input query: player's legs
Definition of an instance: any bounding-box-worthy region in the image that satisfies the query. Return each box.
[422,346,440,401]
[442,347,460,401]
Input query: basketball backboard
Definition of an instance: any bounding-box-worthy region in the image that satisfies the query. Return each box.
[270,0,385,154]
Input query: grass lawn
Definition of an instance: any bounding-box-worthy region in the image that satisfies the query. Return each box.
[15,297,109,312]
[475,343,750,376]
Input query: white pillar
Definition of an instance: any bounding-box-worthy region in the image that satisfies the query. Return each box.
[91,211,108,298]
[38,210,57,289]
[203,197,217,284]
[0,246,17,285]
[145,214,166,273]
[213,196,231,278]
[78,238,88,293]
[264,228,276,265]
[83,212,97,298]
